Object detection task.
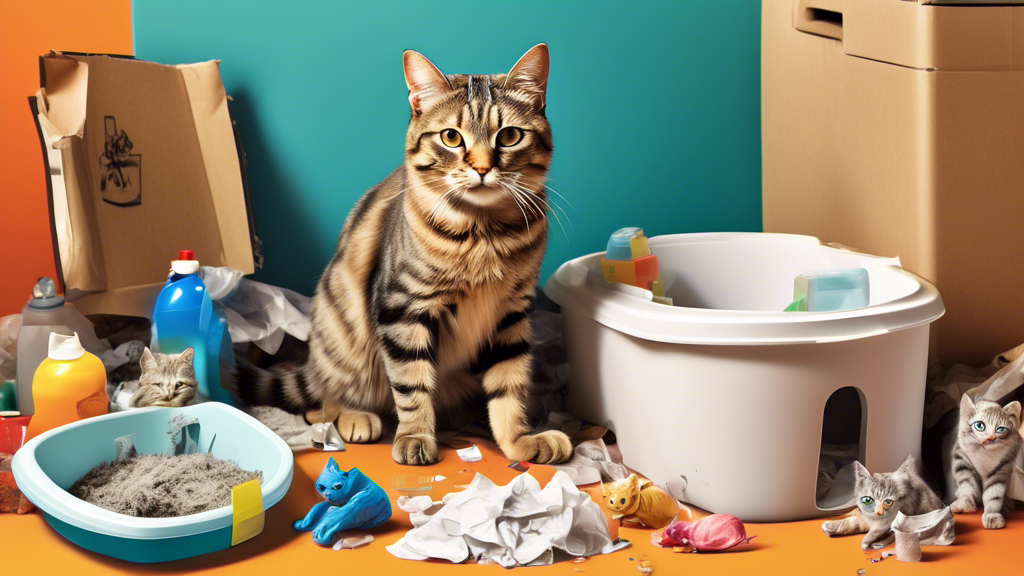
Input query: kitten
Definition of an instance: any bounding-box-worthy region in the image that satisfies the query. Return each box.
[950,394,1022,529]
[293,457,391,546]
[822,455,943,549]
[235,44,572,466]
[130,347,199,408]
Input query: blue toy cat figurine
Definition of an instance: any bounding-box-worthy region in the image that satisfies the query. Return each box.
[293,457,392,546]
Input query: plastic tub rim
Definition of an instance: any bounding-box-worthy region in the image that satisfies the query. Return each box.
[544,232,945,345]
[12,402,293,540]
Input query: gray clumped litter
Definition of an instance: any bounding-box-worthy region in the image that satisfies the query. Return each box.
[69,453,262,518]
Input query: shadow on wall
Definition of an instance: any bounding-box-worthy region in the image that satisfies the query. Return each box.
[228,91,326,291]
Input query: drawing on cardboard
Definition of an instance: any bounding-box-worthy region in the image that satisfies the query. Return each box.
[99,116,142,206]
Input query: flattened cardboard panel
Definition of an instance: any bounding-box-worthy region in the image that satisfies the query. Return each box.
[36,53,255,316]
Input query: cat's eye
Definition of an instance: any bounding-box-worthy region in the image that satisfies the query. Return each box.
[619,498,626,505]
[440,129,463,148]
[996,426,1009,434]
[973,421,986,432]
[860,496,873,505]
[883,499,894,507]
[176,382,188,389]
[497,127,524,147]
[332,483,343,490]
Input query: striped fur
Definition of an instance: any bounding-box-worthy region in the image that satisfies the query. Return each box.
[236,45,571,466]
[822,455,943,550]
[950,395,1022,529]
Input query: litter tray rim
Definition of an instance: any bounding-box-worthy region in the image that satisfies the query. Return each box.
[12,402,293,540]
[544,232,944,346]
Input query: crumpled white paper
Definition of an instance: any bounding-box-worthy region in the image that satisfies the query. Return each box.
[200,266,312,355]
[386,471,629,567]
[551,439,629,486]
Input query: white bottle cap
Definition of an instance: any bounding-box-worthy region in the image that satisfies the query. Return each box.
[49,332,86,361]
[171,260,200,275]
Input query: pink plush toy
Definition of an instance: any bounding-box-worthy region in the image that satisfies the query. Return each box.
[654,514,754,553]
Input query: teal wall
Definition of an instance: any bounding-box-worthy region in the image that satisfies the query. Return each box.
[134,0,762,296]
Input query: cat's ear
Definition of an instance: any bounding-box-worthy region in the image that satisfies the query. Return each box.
[503,43,549,110]
[853,461,871,484]
[325,457,340,473]
[141,347,157,373]
[896,454,917,476]
[403,50,451,116]
[179,347,195,364]
[1005,401,1022,426]
[627,473,640,495]
[960,393,977,420]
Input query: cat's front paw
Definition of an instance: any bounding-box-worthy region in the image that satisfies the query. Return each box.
[951,497,977,514]
[982,512,1006,529]
[392,433,438,466]
[336,411,383,443]
[821,520,840,536]
[506,430,573,464]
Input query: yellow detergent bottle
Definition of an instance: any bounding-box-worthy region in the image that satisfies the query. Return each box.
[25,332,107,442]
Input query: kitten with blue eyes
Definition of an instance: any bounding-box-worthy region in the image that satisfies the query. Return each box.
[129,347,199,408]
[821,455,944,549]
[950,395,1023,529]
[293,457,391,546]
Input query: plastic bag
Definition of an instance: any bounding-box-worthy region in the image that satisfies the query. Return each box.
[654,514,754,552]
[201,267,312,355]
[0,314,21,381]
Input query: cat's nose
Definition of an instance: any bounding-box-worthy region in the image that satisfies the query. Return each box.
[472,165,490,175]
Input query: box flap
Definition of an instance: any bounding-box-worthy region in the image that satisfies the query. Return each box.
[34,53,259,317]
[840,0,1024,70]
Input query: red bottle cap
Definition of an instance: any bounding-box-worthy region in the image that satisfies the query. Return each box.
[178,250,195,261]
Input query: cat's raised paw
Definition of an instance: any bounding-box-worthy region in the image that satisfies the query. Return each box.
[337,411,383,443]
[951,497,977,514]
[982,512,1006,529]
[393,433,438,466]
[507,431,573,464]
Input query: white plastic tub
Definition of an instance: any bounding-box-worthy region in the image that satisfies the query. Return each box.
[544,233,944,522]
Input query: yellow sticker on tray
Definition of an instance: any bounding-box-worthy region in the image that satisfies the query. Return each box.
[231,478,264,546]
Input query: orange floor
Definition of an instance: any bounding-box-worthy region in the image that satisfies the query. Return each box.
[4,438,1021,575]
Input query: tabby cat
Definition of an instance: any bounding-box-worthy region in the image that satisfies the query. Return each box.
[821,455,943,549]
[236,44,572,466]
[130,347,198,407]
[950,394,1022,529]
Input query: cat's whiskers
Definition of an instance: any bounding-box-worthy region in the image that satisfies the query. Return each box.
[502,177,571,244]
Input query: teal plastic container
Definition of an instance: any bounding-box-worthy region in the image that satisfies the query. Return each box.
[11,403,293,563]
[152,250,236,405]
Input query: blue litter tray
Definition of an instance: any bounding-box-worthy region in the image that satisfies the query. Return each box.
[12,402,293,563]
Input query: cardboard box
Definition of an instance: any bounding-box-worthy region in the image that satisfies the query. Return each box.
[762,0,1024,366]
[30,52,261,318]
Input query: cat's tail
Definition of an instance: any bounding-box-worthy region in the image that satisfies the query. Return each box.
[232,358,320,414]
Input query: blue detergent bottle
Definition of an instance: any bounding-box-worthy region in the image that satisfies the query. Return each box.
[151,250,236,405]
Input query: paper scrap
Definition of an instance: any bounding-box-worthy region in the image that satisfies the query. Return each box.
[113,434,136,462]
[456,445,482,462]
[333,534,374,550]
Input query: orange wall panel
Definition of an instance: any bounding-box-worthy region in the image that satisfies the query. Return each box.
[0,0,133,315]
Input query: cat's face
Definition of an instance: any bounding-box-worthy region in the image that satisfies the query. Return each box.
[132,347,198,407]
[403,44,552,214]
[316,457,356,502]
[960,396,1022,451]
[601,474,640,513]
[852,461,903,523]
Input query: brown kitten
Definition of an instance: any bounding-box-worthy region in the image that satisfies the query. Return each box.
[130,347,199,408]
[236,44,572,466]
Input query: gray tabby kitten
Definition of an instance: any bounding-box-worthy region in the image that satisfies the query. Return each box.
[130,347,199,407]
[236,44,572,467]
[950,394,1022,529]
[822,455,943,549]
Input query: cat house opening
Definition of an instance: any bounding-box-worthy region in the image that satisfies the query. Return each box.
[816,386,867,510]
